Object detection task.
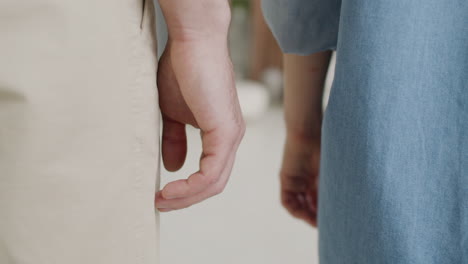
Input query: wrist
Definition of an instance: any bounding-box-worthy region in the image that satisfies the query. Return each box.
[285,117,322,143]
[167,38,230,63]
[160,0,231,43]
[286,128,321,142]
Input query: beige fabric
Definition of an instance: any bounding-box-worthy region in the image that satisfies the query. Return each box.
[0,0,160,263]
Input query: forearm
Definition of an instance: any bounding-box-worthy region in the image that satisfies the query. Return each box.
[158,0,231,43]
[283,51,332,140]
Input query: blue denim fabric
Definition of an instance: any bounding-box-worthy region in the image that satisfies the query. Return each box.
[263,0,468,263]
[262,0,341,55]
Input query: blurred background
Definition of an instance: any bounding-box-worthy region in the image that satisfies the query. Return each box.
[155,1,336,263]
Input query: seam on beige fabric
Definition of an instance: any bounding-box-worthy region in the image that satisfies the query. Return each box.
[129,5,146,263]
[140,0,147,29]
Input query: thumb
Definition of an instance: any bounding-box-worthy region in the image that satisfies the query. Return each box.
[162,117,187,172]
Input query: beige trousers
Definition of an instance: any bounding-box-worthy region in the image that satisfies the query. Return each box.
[0,0,160,263]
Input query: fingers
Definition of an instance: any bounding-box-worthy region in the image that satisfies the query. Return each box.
[160,127,236,199]
[279,136,320,227]
[162,117,187,172]
[155,184,222,212]
[280,172,309,192]
[160,154,226,199]
[282,190,318,227]
[157,125,243,209]
[280,171,319,222]
[156,150,235,211]
[281,183,319,227]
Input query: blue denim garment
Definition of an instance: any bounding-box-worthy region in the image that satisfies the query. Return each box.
[263,0,468,263]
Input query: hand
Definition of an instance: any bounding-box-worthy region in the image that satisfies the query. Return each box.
[280,134,321,227]
[155,39,245,212]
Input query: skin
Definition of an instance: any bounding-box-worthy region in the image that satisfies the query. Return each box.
[155,0,245,212]
[281,51,332,226]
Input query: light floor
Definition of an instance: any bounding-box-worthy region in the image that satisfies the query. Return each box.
[160,107,319,264]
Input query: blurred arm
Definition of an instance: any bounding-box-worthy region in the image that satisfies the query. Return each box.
[283,51,332,141]
[279,51,332,227]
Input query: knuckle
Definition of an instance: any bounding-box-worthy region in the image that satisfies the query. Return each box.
[202,174,219,186]
[213,188,222,196]
[239,123,246,139]
[212,184,226,196]
[236,119,246,138]
[229,118,246,138]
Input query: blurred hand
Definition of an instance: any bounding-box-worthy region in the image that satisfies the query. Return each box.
[155,39,245,212]
[280,133,321,227]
